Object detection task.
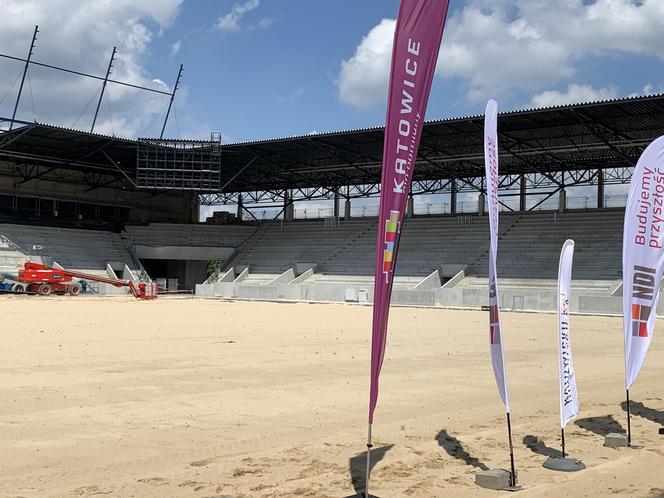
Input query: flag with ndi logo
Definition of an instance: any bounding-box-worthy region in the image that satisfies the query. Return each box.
[623,135,664,388]
[484,99,510,412]
[368,0,450,424]
[558,239,579,427]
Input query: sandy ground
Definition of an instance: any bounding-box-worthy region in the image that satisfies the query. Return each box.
[0,297,663,498]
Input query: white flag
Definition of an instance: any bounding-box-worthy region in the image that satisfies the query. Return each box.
[623,135,664,388]
[484,99,510,412]
[558,239,579,427]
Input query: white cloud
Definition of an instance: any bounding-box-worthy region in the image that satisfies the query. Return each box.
[170,39,181,56]
[530,83,619,108]
[277,87,304,104]
[338,19,395,110]
[338,0,664,109]
[0,0,188,138]
[150,78,169,92]
[628,83,664,97]
[215,0,260,32]
[258,17,273,29]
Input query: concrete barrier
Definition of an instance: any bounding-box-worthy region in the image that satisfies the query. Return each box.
[414,270,441,290]
[267,268,296,285]
[579,295,622,314]
[214,281,236,298]
[235,284,279,300]
[193,273,644,315]
[219,267,236,282]
[442,268,466,288]
[233,267,249,283]
[393,289,436,306]
[195,283,215,297]
[291,268,315,284]
[106,264,118,280]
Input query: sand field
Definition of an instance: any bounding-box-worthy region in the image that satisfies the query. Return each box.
[0,296,663,497]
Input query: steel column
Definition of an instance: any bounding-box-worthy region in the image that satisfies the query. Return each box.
[10,25,39,130]
[91,46,116,133]
[519,175,526,211]
[160,64,183,139]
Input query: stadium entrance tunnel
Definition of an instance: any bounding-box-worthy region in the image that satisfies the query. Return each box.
[140,259,207,292]
[135,246,234,292]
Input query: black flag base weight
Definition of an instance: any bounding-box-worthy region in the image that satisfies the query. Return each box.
[542,457,586,472]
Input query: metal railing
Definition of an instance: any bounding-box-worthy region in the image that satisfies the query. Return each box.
[239,194,629,221]
[0,231,28,254]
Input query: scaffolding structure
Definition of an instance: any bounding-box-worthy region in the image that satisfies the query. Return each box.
[136,134,222,191]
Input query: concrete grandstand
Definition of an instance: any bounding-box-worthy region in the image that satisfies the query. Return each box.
[194,208,625,313]
[0,93,662,310]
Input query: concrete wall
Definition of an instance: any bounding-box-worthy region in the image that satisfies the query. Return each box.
[194,277,653,315]
[134,245,234,261]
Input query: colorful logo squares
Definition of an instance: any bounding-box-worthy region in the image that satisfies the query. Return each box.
[631,303,651,337]
[383,210,400,274]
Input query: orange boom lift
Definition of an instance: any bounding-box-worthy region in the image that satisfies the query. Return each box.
[16,262,157,299]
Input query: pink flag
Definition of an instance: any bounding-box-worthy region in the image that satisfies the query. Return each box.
[369,0,450,424]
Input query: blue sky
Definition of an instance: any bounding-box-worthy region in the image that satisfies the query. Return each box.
[1,0,661,219]
[148,0,664,143]
[147,0,405,141]
[1,0,663,143]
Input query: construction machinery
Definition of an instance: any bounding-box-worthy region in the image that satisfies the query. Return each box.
[14,262,157,299]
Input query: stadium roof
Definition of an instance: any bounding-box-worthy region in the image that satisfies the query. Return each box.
[0,121,138,186]
[219,93,664,195]
[1,93,663,195]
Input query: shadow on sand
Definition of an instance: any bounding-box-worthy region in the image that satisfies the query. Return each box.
[435,430,488,470]
[347,443,394,497]
[522,435,562,459]
[621,400,664,426]
[574,414,625,437]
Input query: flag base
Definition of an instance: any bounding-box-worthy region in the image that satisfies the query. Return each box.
[603,433,629,448]
[542,457,585,472]
[345,494,380,498]
[475,469,521,491]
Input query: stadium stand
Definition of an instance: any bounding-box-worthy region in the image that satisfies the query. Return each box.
[192,208,626,312]
[216,208,623,283]
[123,223,257,248]
[0,224,138,271]
[470,209,623,279]
[0,208,622,294]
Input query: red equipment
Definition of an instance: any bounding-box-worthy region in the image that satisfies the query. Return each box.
[17,262,157,299]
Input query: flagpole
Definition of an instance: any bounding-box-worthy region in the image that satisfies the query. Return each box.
[561,427,566,458]
[626,389,632,446]
[506,412,517,487]
[365,423,372,498]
